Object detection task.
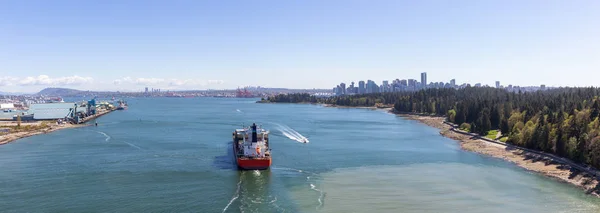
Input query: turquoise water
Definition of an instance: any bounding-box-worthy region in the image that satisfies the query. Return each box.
[0,98,599,212]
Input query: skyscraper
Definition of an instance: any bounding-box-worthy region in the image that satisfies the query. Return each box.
[366,80,379,93]
[496,81,500,88]
[421,72,427,88]
[450,79,456,87]
[408,79,417,89]
[382,81,389,93]
[358,81,365,94]
[340,83,346,95]
[400,79,408,87]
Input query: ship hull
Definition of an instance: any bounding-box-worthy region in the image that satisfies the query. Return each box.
[236,158,271,170]
[233,140,271,170]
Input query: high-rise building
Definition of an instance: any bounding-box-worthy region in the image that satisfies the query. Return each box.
[382,81,389,93]
[421,72,427,88]
[340,83,346,95]
[450,79,456,87]
[145,87,148,93]
[495,81,500,88]
[475,83,482,87]
[358,81,366,94]
[400,79,408,87]
[408,79,417,89]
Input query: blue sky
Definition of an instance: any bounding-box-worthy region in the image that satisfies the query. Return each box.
[1,0,599,92]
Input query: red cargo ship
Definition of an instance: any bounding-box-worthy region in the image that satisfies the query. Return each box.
[232,123,271,170]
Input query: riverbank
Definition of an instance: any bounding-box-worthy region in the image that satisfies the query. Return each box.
[397,113,600,197]
[0,109,116,146]
[0,122,84,145]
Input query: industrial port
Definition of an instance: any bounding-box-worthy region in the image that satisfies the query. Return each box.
[0,97,125,145]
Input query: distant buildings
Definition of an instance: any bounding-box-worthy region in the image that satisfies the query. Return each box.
[400,79,407,87]
[330,73,550,96]
[358,81,366,94]
[348,82,356,94]
[421,72,427,88]
[382,81,389,93]
[408,79,417,88]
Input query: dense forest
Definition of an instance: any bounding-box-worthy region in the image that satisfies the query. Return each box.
[264,87,600,169]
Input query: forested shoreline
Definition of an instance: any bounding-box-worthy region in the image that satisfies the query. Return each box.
[263,87,600,169]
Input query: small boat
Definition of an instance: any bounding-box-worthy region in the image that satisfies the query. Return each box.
[116,100,128,110]
[232,123,271,170]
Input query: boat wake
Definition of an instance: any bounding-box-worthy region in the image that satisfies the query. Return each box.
[95,131,111,142]
[236,109,242,113]
[222,178,242,213]
[272,123,309,143]
[122,141,142,150]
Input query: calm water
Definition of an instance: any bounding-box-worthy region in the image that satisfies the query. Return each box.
[0,98,599,213]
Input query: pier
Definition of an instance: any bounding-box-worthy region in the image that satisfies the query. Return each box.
[77,108,115,124]
[66,98,126,124]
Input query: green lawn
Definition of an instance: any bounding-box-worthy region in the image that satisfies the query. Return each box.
[485,130,499,140]
[499,136,508,142]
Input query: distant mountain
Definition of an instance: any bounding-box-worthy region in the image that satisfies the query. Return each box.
[36,88,83,96]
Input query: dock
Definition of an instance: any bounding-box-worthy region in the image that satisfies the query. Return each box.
[64,98,127,125]
[77,108,116,124]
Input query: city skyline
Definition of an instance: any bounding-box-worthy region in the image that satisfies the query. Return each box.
[1,1,600,93]
[333,72,551,96]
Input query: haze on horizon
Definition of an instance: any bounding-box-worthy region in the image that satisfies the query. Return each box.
[1,0,599,93]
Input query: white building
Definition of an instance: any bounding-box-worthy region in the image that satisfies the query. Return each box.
[0,103,15,110]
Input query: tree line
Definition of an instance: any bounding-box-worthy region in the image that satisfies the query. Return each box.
[265,87,600,169]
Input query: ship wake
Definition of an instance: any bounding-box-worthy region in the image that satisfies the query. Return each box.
[222,178,242,213]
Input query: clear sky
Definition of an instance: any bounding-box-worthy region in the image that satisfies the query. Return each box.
[1,0,599,93]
